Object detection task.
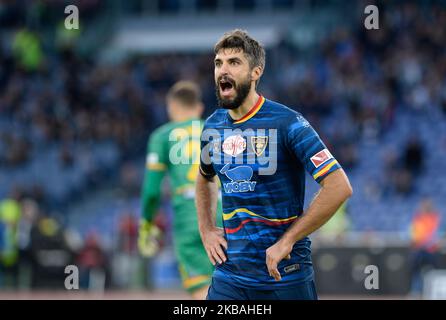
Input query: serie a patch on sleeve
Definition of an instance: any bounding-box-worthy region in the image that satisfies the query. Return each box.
[310,148,333,168]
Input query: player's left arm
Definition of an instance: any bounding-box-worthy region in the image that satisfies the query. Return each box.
[266,115,353,281]
[266,169,352,280]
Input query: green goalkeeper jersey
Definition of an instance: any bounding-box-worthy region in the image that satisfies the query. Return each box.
[141,118,221,232]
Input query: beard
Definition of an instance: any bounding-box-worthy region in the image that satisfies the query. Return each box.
[215,75,252,110]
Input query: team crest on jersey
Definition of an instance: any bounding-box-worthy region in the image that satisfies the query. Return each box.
[220,164,256,193]
[222,135,246,157]
[251,136,268,156]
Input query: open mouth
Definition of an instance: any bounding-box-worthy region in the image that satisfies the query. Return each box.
[219,79,235,93]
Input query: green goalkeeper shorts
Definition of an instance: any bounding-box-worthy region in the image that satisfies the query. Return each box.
[173,228,214,293]
[171,199,222,293]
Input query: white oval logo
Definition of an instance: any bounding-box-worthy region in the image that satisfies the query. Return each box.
[222,135,246,157]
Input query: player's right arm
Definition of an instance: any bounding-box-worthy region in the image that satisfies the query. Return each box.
[195,128,227,265]
[139,130,167,257]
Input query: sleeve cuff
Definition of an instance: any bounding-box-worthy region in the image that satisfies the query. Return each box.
[313,159,341,183]
[199,165,216,181]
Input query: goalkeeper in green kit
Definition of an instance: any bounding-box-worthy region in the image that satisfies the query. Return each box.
[139,81,222,300]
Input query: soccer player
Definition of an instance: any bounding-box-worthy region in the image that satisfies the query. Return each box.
[196,30,353,300]
[139,81,222,300]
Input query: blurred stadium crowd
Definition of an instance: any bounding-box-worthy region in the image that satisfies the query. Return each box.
[0,1,445,294]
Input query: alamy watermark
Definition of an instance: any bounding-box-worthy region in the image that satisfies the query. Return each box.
[163,121,278,176]
[364,265,379,290]
[64,265,79,290]
[364,5,379,30]
[65,5,79,30]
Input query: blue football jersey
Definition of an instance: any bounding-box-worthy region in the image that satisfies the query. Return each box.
[199,96,341,289]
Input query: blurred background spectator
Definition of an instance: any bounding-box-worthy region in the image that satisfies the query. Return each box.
[76,231,109,291]
[409,198,443,296]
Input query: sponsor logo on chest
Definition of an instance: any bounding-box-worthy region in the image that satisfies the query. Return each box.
[220,164,257,193]
[222,135,246,157]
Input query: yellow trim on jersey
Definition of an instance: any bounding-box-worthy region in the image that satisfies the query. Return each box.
[146,162,167,171]
[223,208,297,222]
[183,275,210,289]
[313,160,338,180]
[233,96,265,124]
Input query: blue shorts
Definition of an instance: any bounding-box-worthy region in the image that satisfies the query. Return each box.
[206,276,318,300]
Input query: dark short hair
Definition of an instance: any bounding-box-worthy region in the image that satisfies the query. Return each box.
[214,29,265,72]
[166,81,202,107]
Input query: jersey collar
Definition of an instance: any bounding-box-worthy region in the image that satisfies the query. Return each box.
[231,95,265,125]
